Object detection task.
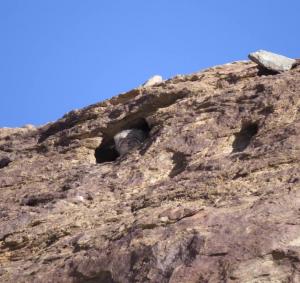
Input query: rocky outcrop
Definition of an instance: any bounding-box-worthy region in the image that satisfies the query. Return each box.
[0,60,300,283]
[249,50,296,72]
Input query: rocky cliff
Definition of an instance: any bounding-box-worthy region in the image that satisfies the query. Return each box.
[0,60,300,283]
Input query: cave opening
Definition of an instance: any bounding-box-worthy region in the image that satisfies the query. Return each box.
[232,122,259,153]
[95,118,151,163]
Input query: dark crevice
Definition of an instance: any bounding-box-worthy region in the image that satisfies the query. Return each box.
[0,157,12,169]
[257,66,278,76]
[208,252,228,257]
[108,109,123,119]
[292,59,300,69]
[72,270,117,283]
[185,234,204,262]
[272,249,300,262]
[95,118,151,163]
[259,105,274,116]
[169,151,188,178]
[232,122,259,153]
[232,171,249,180]
[20,192,66,206]
[95,142,119,163]
[255,84,265,93]
[139,126,161,156]
[225,73,240,84]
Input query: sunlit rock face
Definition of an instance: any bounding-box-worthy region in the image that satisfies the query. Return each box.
[0,59,300,283]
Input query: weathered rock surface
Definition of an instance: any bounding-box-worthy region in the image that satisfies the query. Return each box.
[0,60,300,283]
[249,50,296,72]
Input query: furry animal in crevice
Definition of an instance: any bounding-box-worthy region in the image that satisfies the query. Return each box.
[114,129,147,156]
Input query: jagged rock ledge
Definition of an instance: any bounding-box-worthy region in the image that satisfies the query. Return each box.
[0,60,300,282]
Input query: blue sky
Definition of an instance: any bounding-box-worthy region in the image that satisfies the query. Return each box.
[0,1,299,127]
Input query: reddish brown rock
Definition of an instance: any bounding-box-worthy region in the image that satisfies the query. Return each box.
[0,60,300,282]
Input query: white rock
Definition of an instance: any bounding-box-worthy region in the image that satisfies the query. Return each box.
[159,216,169,223]
[22,124,35,129]
[143,75,163,87]
[248,50,296,72]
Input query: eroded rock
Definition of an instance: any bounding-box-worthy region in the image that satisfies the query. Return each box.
[0,60,300,282]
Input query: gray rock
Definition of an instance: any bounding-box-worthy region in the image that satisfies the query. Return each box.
[248,50,296,72]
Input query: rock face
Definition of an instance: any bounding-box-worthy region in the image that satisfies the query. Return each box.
[0,61,300,283]
[249,50,296,72]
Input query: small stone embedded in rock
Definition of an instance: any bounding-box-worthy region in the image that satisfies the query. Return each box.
[142,75,163,87]
[159,207,197,221]
[114,129,147,156]
[159,216,169,223]
[248,50,296,73]
[72,192,93,203]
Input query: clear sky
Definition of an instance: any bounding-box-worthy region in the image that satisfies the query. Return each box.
[0,1,299,127]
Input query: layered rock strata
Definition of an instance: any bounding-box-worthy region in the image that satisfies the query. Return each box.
[0,60,300,283]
